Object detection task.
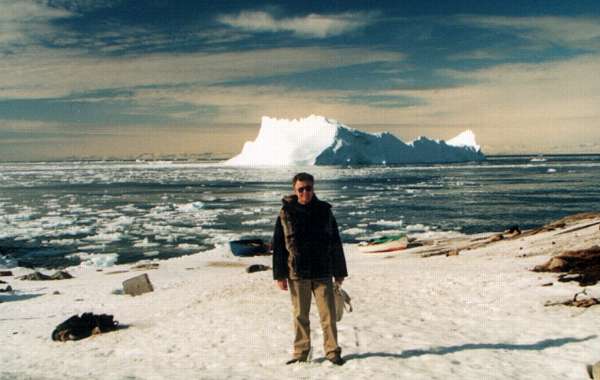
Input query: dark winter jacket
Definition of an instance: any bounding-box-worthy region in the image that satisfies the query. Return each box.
[272,194,348,280]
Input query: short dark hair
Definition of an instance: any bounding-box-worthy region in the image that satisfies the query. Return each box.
[292,172,314,186]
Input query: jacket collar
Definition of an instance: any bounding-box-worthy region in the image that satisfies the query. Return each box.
[282,194,330,210]
[282,194,318,206]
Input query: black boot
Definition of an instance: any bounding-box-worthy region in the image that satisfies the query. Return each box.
[328,354,345,366]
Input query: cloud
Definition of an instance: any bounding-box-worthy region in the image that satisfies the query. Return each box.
[447,49,511,62]
[368,53,600,153]
[0,0,71,48]
[46,0,124,12]
[217,11,375,38]
[457,15,600,50]
[0,46,403,99]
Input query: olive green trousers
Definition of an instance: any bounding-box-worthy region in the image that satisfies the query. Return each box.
[289,278,341,360]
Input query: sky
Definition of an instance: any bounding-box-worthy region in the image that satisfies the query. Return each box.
[1,0,600,160]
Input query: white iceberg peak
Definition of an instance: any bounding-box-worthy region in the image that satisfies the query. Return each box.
[225,116,485,166]
[231,115,339,166]
[446,130,480,151]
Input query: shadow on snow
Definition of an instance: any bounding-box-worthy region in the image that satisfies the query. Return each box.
[0,293,43,304]
[335,335,597,361]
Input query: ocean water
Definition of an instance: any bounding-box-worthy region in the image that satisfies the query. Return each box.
[0,155,598,268]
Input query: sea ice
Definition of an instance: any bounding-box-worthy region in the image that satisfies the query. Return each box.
[370,219,404,227]
[133,238,160,248]
[176,243,201,250]
[0,255,18,269]
[85,232,124,242]
[342,227,366,235]
[177,201,205,212]
[67,252,119,267]
[241,218,272,226]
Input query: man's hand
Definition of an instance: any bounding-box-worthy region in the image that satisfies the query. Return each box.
[275,279,288,291]
[334,277,344,286]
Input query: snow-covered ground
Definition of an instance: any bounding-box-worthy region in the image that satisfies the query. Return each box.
[2,215,600,380]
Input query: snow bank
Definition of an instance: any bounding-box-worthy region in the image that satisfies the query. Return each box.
[226,115,485,166]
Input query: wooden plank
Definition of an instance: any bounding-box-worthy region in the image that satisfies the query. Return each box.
[122,273,154,296]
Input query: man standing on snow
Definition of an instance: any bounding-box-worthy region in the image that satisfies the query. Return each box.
[272,172,348,366]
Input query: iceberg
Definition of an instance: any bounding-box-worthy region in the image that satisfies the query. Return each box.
[225,115,485,166]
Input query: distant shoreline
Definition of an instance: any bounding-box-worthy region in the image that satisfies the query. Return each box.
[1,153,599,165]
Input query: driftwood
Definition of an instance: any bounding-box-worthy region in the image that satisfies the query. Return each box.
[533,246,600,286]
[419,233,508,258]
[555,220,600,235]
[131,263,159,271]
[544,289,600,308]
[519,212,600,238]
[403,213,599,259]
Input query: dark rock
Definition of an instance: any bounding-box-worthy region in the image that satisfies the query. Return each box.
[131,263,159,271]
[19,271,51,281]
[0,270,13,277]
[246,264,271,273]
[504,225,522,238]
[533,246,600,286]
[505,225,521,234]
[558,274,582,283]
[0,285,13,293]
[50,271,73,280]
[19,270,73,281]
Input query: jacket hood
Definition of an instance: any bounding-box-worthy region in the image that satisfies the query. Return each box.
[282,194,298,205]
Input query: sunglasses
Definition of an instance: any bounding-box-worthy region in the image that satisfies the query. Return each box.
[296,186,313,193]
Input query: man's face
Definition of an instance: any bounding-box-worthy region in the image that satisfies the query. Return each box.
[294,180,314,205]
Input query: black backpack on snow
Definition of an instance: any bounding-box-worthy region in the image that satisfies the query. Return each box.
[51,313,118,341]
